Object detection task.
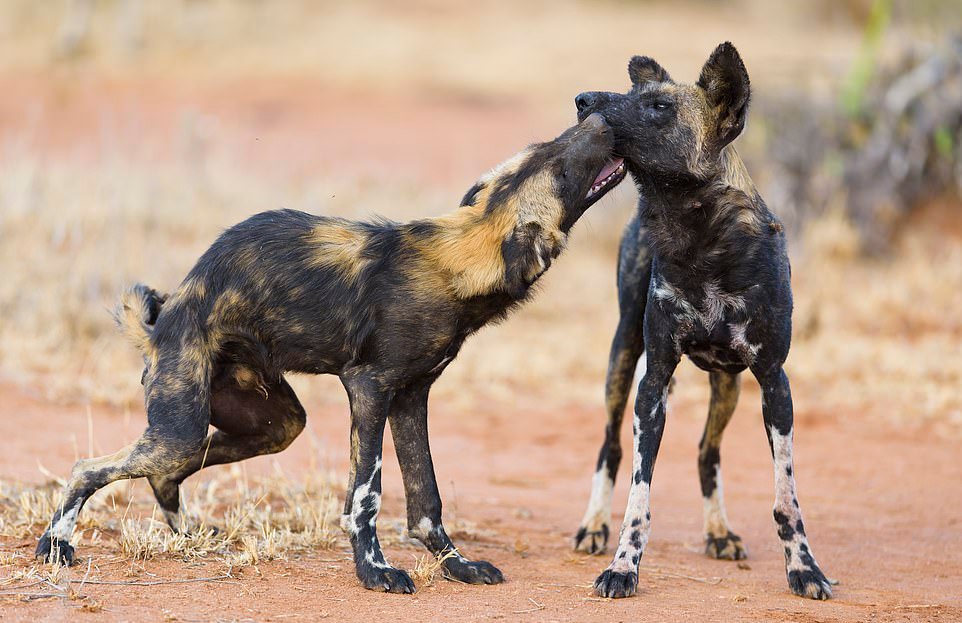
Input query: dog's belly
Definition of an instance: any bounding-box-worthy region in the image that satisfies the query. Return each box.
[685,344,747,374]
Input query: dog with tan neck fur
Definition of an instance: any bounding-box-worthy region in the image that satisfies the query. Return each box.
[36,113,627,594]
[571,43,833,600]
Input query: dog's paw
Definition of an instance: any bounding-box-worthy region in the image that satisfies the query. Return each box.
[788,565,833,600]
[442,558,504,584]
[593,568,638,598]
[574,523,610,555]
[180,521,220,537]
[357,564,416,594]
[165,514,220,537]
[705,531,748,560]
[35,533,75,566]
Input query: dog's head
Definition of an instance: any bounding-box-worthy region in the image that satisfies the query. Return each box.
[461,113,626,295]
[574,42,750,185]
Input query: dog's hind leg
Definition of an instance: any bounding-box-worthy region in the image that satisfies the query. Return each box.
[36,362,210,565]
[147,372,307,532]
[699,371,747,560]
[755,366,832,600]
[575,216,651,555]
[390,384,504,585]
[341,373,415,594]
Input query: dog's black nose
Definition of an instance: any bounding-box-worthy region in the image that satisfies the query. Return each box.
[575,92,597,113]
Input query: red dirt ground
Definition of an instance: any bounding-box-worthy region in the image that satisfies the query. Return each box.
[2,381,961,623]
[2,74,961,622]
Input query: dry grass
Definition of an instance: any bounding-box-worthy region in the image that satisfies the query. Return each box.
[408,548,459,588]
[0,465,343,571]
[0,463,501,593]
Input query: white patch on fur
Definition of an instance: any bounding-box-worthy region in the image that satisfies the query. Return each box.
[579,463,614,534]
[654,278,746,333]
[632,355,647,390]
[702,465,732,537]
[607,480,651,574]
[769,426,822,574]
[605,391,664,573]
[729,321,761,363]
[415,516,435,538]
[653,280,698,321]
[702,280,746,331]
[770,426,796,516]
[348,458,383,536]
[364,549,390,570]
[49,502,81,541]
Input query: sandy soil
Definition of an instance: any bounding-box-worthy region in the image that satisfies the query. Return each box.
[1,13,960,618]
[2,379,960,623]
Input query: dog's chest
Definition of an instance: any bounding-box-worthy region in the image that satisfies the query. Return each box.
[652,278,760,371]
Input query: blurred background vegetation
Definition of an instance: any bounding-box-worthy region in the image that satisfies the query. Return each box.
[0,0,959,431]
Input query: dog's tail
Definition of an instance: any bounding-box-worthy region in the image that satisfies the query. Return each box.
[113,284,167,355]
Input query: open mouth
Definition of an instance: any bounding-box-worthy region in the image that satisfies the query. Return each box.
[585,158,626,200]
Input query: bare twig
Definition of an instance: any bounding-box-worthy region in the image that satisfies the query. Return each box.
[67,567,235,587]
[0,591,68,600]
[639,567,722,585]
[512,597,545,614]
[75,557,93,596]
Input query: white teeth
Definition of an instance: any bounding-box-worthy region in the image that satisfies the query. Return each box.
[586,163,625,198]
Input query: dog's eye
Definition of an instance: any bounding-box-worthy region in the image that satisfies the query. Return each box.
[653,101,671,111]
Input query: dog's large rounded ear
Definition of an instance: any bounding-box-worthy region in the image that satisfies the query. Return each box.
[697,42,751,149]
[628,55,672,87]
[501,222,552,298]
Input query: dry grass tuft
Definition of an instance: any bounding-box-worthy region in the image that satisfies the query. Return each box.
[408,548,459,588]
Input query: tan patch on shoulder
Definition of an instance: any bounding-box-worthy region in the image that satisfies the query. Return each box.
[408,203,516,299]
[307,220,370,281]
[407,163,566,299]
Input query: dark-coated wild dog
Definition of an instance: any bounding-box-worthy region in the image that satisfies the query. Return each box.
[36,113,627,593]
[571,43,833,600]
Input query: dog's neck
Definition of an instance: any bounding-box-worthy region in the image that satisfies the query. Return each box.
[633,146,767,279]
[409,200,564,302]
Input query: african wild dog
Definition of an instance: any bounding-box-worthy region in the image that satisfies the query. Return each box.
[36,113,627,593]
[571,43,833,599]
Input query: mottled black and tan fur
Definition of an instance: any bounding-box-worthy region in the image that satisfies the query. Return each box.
[571,43,833,600]
[35,114,628,594]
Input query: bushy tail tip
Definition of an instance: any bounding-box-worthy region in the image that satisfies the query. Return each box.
[113,284,167,354]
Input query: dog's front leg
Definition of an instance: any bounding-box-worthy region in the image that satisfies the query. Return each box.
[342,374,415,594]
[390,384,504,585]
[756,366,832,600]
[593,349,679,598]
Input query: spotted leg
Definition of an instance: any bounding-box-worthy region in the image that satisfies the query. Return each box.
[341,373,415,594]
[699,371,747,560]
[390,384,504,585]
[756,366,832,599]
[37,359,209,565]
[575,216,650,555]
[594,347,679,598]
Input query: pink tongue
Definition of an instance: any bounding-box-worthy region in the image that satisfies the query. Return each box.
[593,158,624,185]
